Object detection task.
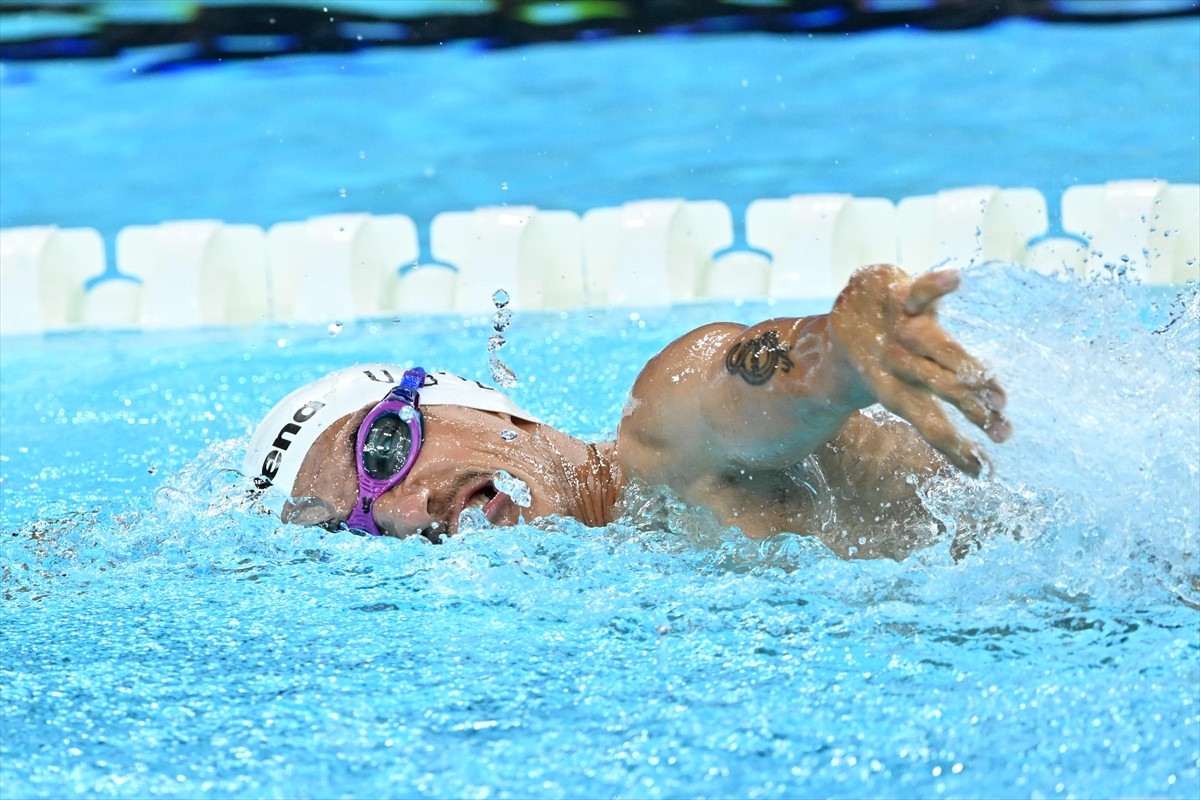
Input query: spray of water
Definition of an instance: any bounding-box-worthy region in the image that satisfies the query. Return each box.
[492,469,532,508]
[916,264,1199,606]
[488,288,517,388]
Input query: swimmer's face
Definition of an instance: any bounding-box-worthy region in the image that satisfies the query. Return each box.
[286,404,580,539]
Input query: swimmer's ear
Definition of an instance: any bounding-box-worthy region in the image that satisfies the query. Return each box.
[283,496,341,531]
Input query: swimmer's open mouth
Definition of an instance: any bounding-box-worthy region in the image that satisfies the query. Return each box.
[452,479,517,534]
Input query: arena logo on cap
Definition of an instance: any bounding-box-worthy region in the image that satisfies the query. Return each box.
[255,399,325,488]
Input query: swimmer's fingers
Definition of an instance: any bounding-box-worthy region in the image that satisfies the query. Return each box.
[896,316,984,380]
[888,346,1011,443]
[895,314,1007,407]
[904,268,960,315]
[874,376,990,477]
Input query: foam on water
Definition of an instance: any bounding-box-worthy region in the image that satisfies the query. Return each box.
[1,267,1198,798]
[934,265,1199,607]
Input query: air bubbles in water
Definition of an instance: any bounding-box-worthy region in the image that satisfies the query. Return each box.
[327,321,343,336]
[492,469,531,508]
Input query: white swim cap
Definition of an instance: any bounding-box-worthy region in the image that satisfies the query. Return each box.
[244,364,538,497]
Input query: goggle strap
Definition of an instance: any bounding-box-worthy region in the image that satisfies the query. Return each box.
[390,367,426,406]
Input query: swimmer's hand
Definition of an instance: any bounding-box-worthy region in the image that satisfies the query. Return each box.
[829,264,1010,476]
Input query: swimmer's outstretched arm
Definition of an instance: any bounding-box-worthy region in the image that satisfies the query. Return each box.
[616,264,1010,489]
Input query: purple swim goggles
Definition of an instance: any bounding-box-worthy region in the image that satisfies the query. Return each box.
[343,367,427,536]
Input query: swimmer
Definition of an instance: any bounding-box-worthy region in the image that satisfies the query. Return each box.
[244,264,1010,559]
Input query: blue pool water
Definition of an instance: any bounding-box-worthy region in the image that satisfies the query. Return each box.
[2,15,1200,800]
[2,267,1198,798]
[1,18,1198,244]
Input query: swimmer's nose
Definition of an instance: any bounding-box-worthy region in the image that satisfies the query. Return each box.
[371,486,444,542]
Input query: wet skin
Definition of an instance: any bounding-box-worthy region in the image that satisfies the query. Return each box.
[287,264,1010,559]
[288,404,621,540]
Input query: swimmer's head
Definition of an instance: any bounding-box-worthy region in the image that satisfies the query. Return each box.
[243,364,538,498]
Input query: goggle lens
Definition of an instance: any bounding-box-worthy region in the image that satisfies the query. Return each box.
[361,412,414,480]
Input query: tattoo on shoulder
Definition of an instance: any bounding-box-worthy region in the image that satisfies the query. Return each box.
[726,329,794,385]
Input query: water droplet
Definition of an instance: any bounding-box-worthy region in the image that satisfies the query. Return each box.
[398,406,416,423]
[500,429,518,442]
[489,355,517,388]
[147,465,157,475]
[499,182,509,191]
[338,187,347,198]
[327,321,343,336]
[492,289,510,308]
[487,334,506,353]
[492,308,512,332]
[492,469,531,507]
